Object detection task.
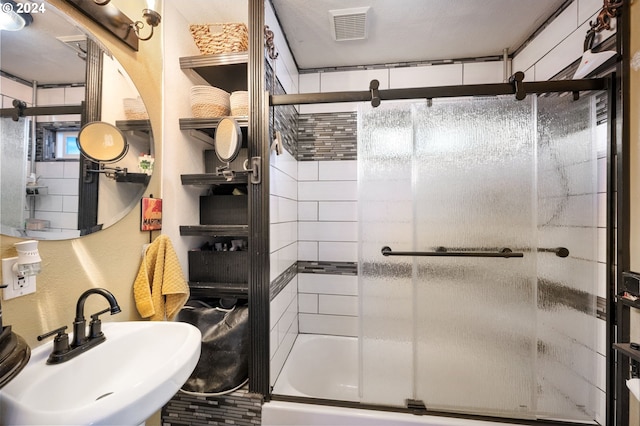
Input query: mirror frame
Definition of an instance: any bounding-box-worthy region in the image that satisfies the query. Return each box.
[0,3,154,240]
[214,117,242,163]
[78,122,129,163]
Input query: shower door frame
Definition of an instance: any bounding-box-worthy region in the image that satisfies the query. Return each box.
[267,74,616,426]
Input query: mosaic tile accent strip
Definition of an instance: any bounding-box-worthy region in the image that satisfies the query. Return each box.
[297,112,358,161]
[162,387,262,426]
[266,60,298,158]
[298,260,358,276]
[270,262,297,301]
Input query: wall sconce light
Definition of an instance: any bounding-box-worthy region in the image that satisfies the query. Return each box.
[90,0,161,41]
[131,7,161,41]
[2,240,41,300]
[65,0,161,50]
[0,0,33,31]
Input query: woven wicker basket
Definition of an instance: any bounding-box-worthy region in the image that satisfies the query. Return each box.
[190,23,249,55]
[230,91,248,116]
[191,103,230,118]
[123,98,148,120]
[190,86,231,118]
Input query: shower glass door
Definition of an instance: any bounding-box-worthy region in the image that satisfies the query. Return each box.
[358,93,599,422]
[1,117,29,234]
[411,97,537,418]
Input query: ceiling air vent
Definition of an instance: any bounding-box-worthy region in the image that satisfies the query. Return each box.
[329,7,370,41]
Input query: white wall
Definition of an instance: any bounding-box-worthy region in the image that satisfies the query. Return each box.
[161,1,227,269]
[0,76,33,107]
[513,0,615,81]
[266,0,301,385]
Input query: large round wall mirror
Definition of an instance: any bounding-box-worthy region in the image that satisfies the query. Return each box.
[0,2,154,240]
[78,122,128,163]
[215,117,242,163]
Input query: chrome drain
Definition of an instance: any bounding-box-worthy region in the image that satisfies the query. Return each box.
[96,392,114,401]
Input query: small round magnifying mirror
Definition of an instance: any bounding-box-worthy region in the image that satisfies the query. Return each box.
[215,117,242,163]
[77,122,128,163]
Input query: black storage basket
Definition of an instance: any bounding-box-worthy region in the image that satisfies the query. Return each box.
[177,300,249,394]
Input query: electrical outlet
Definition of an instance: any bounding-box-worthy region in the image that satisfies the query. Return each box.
[2,257,36,300]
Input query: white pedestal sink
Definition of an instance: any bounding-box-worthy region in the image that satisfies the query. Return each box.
[0,321,201,425]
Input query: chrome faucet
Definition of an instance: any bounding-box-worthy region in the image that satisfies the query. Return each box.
[38,288,121,364]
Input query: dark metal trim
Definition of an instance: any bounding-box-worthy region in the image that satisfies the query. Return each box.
[248,0,270,397]
[381,246,523,258]
[269,394,596,426]
[0,105,83,119]
[77,39,102,233]
[538,247,570,258]
[607,72,619,426]
[270,76,608,106]
[614,1,631,425]
[62,0,139,51]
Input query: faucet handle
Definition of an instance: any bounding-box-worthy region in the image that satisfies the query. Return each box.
[37,325,67,341]
[89,308,110,339]
[37,325,69,355]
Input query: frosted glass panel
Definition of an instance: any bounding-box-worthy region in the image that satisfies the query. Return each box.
[412,97,537,417]
[357,93,601,422]
[535,93,599,422]
[358,103,415,407]
[0,117,28,233]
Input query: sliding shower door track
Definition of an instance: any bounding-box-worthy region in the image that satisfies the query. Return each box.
[270,74,607,107]
[269,394,598,426]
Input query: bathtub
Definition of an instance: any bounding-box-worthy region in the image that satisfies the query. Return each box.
[262,401,526,426]
[268,334,524,426]
[272,334,358,401]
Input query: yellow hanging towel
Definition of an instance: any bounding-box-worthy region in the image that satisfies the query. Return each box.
[133,235,189,321]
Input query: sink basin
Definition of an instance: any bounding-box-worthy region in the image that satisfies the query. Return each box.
[0,321,201,425]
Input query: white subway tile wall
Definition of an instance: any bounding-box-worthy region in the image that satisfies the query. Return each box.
[33,140,80,232]
[389,63,462,89]
[267,1,609,421]
[0,75,34,106]
[269,137,299,385]
[295,160,359,336]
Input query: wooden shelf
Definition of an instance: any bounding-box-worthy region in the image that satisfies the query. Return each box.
[179,225,248,237]
[180,52,248,92]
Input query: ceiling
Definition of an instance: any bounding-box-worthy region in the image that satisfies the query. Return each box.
[0,2,86,85]
[0,0,569,86]
[269,0,568,69]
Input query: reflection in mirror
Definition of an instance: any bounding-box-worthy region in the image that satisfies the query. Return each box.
[0,1,154,240]
[78,122,128,163]
[215,117,241,163]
